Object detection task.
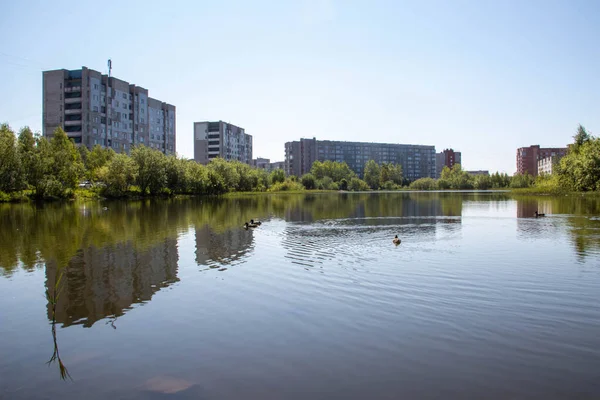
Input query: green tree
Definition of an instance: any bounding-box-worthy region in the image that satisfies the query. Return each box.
[349,177,369,191]
[17,127,36,188]
[558,137,600,191]
[0,124,23,193]
[474,174,492,190]
[131,145,167,195]
[100,153,138,196]
[301,173,316,190]
[573,124,591,148]
[49,128,84,194]
[270,168,285,185]
[510,173,534,188]
[86,145,115,181]
[363,160,380,190]
[409,177,436,190]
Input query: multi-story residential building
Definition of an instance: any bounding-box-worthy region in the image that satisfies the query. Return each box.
[42,66,176,154]
[194,121,252,165]
[251,158,285,172]
[285,138,319,177]
[435,148,462,177]
[516,145,567,176]
[537,155,563,175]
[466,170,489,176]
[284,138,436,181]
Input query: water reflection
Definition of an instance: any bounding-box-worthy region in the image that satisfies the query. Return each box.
[195,225,255,270]
[45,238,179,328]
[514,195,600,260]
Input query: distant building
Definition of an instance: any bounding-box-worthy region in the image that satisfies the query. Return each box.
[43,66,176,154]
[538,155,563,175]
[516,145,567,176]
[466,170,489,176]
[194,121,252,165]
[435,148,462,177]
[251,158,285,172]
[284,138,436,181]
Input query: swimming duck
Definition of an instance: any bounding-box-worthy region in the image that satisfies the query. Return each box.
[250,219,262,226]
[244,222,258,229]
[393,235,401,245]
[534,210,545,217]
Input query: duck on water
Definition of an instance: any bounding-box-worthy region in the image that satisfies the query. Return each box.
[243,219,262,229]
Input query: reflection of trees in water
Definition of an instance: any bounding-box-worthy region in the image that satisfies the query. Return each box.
[45,238,179,328]
[515,195,600,260]
[195,225,254,269]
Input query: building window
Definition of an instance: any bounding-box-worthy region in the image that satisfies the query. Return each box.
[122,93,126,99]
[93,106,98,112]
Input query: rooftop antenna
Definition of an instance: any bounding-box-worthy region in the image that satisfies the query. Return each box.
[108,59,112,78]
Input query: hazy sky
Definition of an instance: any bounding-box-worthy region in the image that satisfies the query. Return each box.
[1,0,598,173]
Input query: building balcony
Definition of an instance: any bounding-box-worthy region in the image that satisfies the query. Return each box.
[64,109,82,115]
[65,97,82,104]
[64,86,82,92]
[64,120,82,126]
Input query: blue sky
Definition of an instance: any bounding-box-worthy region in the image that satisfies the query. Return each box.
[1,0,598,173]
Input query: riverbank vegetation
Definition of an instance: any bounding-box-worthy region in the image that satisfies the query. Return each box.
[1,123,598,202]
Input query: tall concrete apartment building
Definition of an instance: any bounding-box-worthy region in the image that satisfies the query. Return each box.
[516,145,567,176]
[43,66,176,154]
[285,138,436,181]
[194,121,252,165]
[435,148,462,177]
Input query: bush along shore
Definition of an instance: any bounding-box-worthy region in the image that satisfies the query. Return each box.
[1,124,597,202]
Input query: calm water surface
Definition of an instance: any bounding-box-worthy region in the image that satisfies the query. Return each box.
[1,192,600,399]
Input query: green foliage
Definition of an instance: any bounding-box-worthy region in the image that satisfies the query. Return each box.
[268,178,304,192]
[558,136,600,191]
[440,164,474,189]
[474,174,492,190]
[348,177,370,191]
[301,173,316,190]
[363,160,380,189]
[100,153,138,197]
[310,160,356,182]
[86,145,115,181]
[49,128,85,193]
[270,168,285,185]
[490,172,511,188]
[339,178,348,191]
[132,145,167,195]
[510,173,534,189]
[409,177,437,190]
[0,123,23,192]
[573,124,591,148]
[17,127,36,189]
[380,162,403,187]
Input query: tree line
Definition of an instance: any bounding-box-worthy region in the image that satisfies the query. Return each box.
[1,123,597,201]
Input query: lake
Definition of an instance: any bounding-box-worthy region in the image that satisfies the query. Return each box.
[1,192,599,399]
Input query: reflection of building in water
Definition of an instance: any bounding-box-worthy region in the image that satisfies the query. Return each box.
[195,226,254,268]
[516,199,554,219]
[45,238,179,327]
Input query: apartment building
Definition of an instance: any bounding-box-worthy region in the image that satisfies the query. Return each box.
[194,121,252,165]
[435,148,462,177]
[516,145,567,176]
[538,155,563,175]
[251,158,285,172]
[43,66,176,154]
[285,138,436,181]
